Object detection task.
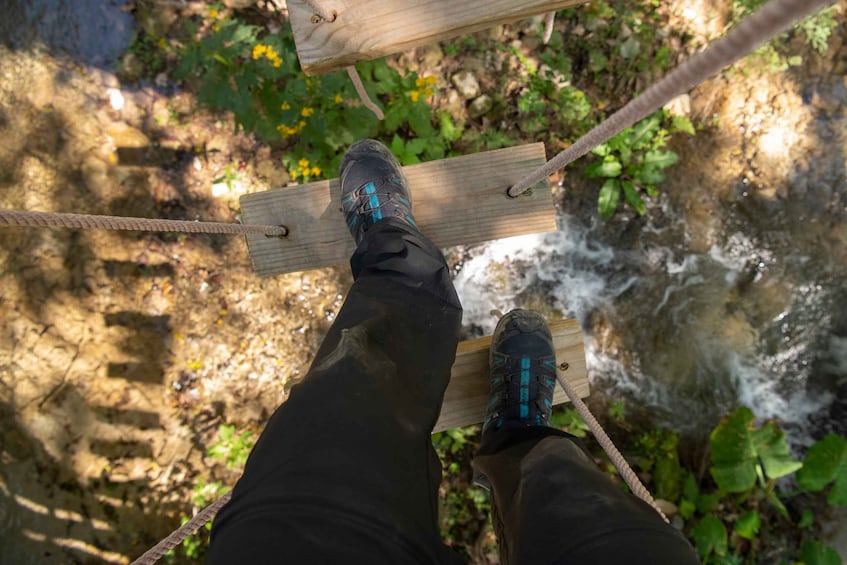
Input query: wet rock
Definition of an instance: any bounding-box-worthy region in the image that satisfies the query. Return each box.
[468,95,493,119]
[452,70,481,100]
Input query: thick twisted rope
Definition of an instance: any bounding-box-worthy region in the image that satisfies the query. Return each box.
[131,491,233,565]
[556,370,669,522]
[508,0,836,196]
[0,210,288,237]
[347,65,386,120]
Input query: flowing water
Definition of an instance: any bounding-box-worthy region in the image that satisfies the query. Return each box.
[454,78,847,443]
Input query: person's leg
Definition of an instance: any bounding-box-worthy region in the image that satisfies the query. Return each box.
[208,142,464,564]
[473,310,699,564]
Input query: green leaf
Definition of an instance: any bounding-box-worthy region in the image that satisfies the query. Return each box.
[766,488,789,518]
[586,159,622,178]
[733,511,760,540]
[800,541,841,565]
[634,165,666,185]
[691,514,727,560]
[797,434,847,506]
[408,103,435,138]
[631,113,661,147]
[679,499,696,520]
[671,115,696,135]
[709,407,800,493]
[751,422,803,479]
[798,509,814,529]
[642,150,679,169]
[405,138,428,156]
[597,179,621,220]
[390,134,405,158]
[622,181,646,215]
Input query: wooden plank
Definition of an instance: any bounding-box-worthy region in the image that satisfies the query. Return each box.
[434,318,588,433]
[241,143,555,276]
[289,0,590,75]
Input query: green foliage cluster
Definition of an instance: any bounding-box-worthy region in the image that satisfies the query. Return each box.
[637,407,845,564]
[588,111,694,220]
[730,1,841,71]
[166,423,257,562]
[172,5,454,181]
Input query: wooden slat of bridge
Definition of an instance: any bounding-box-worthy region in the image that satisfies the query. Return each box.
[434,318,588,433]
[288,0,590,75]
[241,143,556,277]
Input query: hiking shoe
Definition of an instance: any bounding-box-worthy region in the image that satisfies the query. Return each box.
[339,139,418,244]
[482,309,557,436]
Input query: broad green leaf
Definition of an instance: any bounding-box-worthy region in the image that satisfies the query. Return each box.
[635,165,666,185]
[710,408,758,493]
[683,472,700,501]
[679,499,696,520]
[797,434,847,506]
[671,115,696,135]
[642,150,679,169]
[591,143,610,157]
[408,103,435,138]
[691,514,727,560]
[751,422,803,479]
[597,179,620,220]
[439,112,462,142]
[800,541,841,565]
[390,134,405,158]
[631,113,661,148]
[798,509,814,529]
[733,511,760,540]
[405,138,428,156]
[586,159,622,178]
[622,181,646,215]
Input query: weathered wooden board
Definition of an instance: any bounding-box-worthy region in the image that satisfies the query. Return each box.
[289,0,590,75]
[434,318,588,433]
[241,143,555,276]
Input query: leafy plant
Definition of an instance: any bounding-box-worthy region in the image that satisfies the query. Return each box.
[207,423,256,469]
[550,406,590,438]
[796,434,847,506]
[173,10,449,181]
[587,110,693,220]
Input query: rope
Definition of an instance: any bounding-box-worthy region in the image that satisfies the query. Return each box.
[303,0,337,22]
[131,491,232,565]
[508,0,836,197]
[347,65,386,120]
[555,369,669,523]
[0,210,289,237]
[543,12,556,44]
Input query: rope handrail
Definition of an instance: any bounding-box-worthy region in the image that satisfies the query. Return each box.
[507,0,836,197]
[0,209,289,237]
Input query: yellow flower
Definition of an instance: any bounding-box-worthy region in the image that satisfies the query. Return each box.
[252,44,267,60]
[334,93,343,104]
[281,101,291,110]
[157,38,167,49]
[409,90,420,102]
[212,23,221,32]
[298,158,310,169]
[298,120,306,128]
[272,58,281,68]
[301,107,314,117]
[415,75,437,88]
[311,166,321,176]
[290,169,298,179]
[208,9,219,18]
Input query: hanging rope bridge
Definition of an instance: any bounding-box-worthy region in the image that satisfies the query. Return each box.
[0,0,834,562]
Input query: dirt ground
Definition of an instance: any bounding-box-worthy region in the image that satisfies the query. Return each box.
[1,2,846,563]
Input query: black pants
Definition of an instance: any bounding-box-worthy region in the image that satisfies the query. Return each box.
[208,219,699,564]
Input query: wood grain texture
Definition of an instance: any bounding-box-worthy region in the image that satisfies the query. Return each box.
[241,143,555,276]
[289,0,590,75]
[434,318,588,433]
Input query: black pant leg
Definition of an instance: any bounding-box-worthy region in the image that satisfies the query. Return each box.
[473,428,700,565]
[208,219,464,564]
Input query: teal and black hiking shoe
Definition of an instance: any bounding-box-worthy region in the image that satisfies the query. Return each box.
[482,309,558,436]
[339,139,418,244]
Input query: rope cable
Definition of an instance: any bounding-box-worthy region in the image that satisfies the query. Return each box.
[347,65,386,120]
[508,0,836,197]
[0,209,288,237]
[131,491,233,565]
[556,369,669,522]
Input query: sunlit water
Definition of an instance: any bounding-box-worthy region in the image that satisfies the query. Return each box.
[453,199,846,445]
